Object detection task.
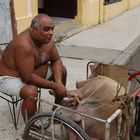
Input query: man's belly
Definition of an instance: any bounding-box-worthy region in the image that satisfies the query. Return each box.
[0,63,19,77]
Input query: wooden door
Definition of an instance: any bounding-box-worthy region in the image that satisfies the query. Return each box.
[44,0,77,18]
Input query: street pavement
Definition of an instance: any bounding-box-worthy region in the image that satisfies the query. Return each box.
[0,5,140,140]
[57,6,140,66]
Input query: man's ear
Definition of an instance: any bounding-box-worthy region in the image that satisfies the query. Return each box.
[31,26,38,34]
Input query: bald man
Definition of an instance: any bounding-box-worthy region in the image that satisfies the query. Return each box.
[0,14,67,120]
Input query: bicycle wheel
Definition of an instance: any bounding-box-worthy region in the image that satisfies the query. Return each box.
[23,112,90,140]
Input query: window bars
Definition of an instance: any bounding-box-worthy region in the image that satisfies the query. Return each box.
[104,0,122,5]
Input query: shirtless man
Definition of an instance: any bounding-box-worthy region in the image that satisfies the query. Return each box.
[0,14,67,120]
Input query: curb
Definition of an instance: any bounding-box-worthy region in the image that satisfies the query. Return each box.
[112,35,140,66]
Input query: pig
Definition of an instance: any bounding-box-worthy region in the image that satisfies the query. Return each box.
[62,75,132,140]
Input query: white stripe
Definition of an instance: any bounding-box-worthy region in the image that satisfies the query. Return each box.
[26,0,32,17]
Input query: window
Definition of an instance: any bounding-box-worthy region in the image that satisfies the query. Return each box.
[104,0,122,5]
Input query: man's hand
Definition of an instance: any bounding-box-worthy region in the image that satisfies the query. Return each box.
[66,90,79,98]
[54,82,66,97]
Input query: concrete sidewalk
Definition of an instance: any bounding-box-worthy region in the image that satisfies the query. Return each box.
[57,6,140,66]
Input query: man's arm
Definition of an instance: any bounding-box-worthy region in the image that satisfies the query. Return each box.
[49,43,67,96]
[50,43,63,84]
[15,44,57,90]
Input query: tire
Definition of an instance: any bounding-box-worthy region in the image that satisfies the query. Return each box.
[23,112,90,140]
[134,99,140,136]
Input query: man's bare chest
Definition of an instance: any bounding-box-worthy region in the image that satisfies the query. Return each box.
[34,47,51,67]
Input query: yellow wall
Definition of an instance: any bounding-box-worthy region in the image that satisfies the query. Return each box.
[14,0,38,33]
[103,0,127,22]
[76,0,140,27]
[128,0,140,9]
[75,0,99,27]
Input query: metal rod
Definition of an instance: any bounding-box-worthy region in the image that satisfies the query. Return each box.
[12,97,18,130]
[34,97,106,123]
[107,109,122,123]
[105,109,122,140]
[126,81,131,95]
[105,121,110,140]
[51,106,62,140]
[117,111,122,140]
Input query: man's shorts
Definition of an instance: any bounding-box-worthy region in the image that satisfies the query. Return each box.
[0,66,52,97]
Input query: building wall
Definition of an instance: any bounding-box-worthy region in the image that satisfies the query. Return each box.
[14,0,38,33]
[0,0,12,46]
[13,0,140,32]
[75,0,100,27]
[128,0,140,9]
[103,0,127,22]
[76,0,140,27]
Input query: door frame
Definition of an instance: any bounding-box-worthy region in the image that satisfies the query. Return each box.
[10,0,17,38]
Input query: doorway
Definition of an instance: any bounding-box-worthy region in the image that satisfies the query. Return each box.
[44,0,77,18]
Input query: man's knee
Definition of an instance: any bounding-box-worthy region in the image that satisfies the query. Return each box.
[20,85,38,99]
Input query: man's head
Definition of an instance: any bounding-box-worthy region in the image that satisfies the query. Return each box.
[30,14,54,45]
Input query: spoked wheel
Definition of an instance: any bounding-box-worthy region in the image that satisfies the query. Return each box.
[23,112,90,140]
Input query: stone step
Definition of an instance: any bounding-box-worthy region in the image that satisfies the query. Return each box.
[53,17,85,42]
[52,17,74,27]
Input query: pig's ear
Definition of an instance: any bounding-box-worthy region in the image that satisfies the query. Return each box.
[89,63,100,78]
[76,79,91,89]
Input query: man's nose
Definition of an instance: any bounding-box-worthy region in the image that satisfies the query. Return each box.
[48,29,53,35]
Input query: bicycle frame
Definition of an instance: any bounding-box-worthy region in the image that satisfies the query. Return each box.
[31,96,125,140]
[24,62,140,140]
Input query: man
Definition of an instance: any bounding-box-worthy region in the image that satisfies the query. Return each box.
[0,14,67,121]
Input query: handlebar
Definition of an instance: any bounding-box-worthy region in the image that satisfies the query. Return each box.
[127,69,140,97]
[128,69,140,82]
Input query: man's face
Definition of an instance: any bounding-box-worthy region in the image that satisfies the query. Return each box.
[34,17,55,44]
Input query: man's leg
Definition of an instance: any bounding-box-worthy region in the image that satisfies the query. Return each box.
[20,85,38,121]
